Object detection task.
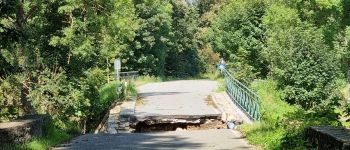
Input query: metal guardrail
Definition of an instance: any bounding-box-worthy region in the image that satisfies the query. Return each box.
[223,68,261,121]
[120,71,139,81]
[112,71,139,81]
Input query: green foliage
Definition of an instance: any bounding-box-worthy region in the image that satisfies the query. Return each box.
[28,69,84,121]
[0,0,137,134]
[251,80,296,122]
[125,82,138,98]
[280,109,341,148]
[263,4,301,30]
[99,81,122,106]
[195,0,224,73]
[287,0,343,46]
[209,0,268,83]
[207,1,349,148]
[241,80,341,149]
[117,0,206,77]
[196,0,218,16]
[265,23,341,109]
[11,119,79,150]
[135,75,162,86]
[121,0,173,76]
[165,1,200,77]
[0,75,24,122]
[241,80,296,149]
[2,0,350,148]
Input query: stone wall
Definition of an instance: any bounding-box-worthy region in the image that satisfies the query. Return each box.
[0,115,49,147]
[306,126,350,149]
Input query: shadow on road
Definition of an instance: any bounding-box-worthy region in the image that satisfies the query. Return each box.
[54,133,204,150]
[138,92,188,97]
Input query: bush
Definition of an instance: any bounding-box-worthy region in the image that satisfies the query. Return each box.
[0,75,24,122]
[241,79,341,149]
[99,81,121,105]
[28,70,84,123]
[26,68,123,132]
[263,4,342,110]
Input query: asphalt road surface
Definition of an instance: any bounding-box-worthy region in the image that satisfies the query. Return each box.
[53,129,255,150]
[135,80,221,120]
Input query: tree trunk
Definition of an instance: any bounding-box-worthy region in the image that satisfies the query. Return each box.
[20,79,35,115]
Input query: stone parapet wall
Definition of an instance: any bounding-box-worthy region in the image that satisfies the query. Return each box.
[306,126,350,149]
[0,115,49,147]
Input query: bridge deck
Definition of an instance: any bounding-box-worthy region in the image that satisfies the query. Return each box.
[135,80,221,122]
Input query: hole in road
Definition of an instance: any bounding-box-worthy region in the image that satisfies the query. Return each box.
[133,119,229,133]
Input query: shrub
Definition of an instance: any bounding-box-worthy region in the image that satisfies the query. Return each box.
[264,9,341,109]
[241,79,342,149]
[0,75,24,122]
[99,81,121,106]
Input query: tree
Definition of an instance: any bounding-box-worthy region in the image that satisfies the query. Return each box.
[263,4,341,110]
[209,0,268,83]
[120,0,173,76]
[266,27,340,110]
[195,0,224,73]
[165,0,200,77]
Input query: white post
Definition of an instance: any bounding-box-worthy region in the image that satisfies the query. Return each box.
[116,69,120,81]
[114,58,121,81]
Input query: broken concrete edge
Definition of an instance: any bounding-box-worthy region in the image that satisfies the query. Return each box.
[207,94,223,114]
[135,115,221,124]
[94,101,123,134]
[119,96,137,119]
[0,114,50,147]
[225,92,254,124]
[116,96,137,133]
[212,92,254,124]
[95,93,138,133]
[210,93,225,119]
[100,96,137,134]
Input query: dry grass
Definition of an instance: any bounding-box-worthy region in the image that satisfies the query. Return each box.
[136,97,146,106]
[205,95,218,109]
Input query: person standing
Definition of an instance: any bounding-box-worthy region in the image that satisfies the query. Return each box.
[219,58,226,75]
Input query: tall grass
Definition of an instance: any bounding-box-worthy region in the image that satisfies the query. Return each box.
[134,71,224,86]
[21,128,72,150]
[135,75,162,86]
[239,80,297,149]
[11,120,80,150]
[251,80,297,121]
[240,79,342,149]
[99,81,122,104]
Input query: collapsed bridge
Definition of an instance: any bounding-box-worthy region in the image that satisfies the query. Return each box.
[54,77,259,149]
[134,80,223,132]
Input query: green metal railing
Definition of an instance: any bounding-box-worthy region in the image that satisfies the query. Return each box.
[223,68,261,121]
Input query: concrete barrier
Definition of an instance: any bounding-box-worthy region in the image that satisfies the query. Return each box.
[0,115,49,147]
